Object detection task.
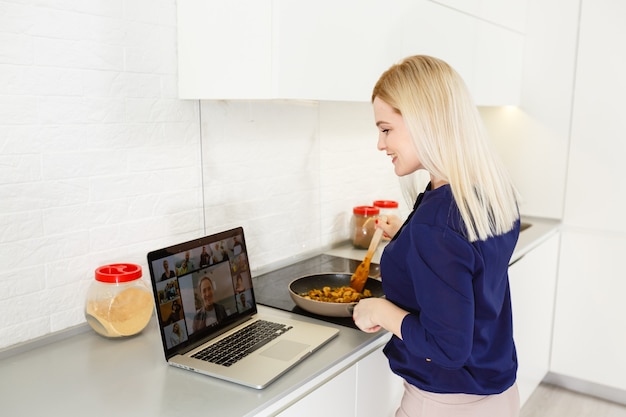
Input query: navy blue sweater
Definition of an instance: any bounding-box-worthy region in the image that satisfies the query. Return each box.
[382,184,519,395]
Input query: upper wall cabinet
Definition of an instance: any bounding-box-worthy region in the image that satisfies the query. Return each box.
[177,0,273,100]
[177,0,400,101]
[399,1,524,105]
[429,0,528,33]
[177,0,524,105]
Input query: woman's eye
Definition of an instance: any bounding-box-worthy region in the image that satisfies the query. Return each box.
[381,129,389,134]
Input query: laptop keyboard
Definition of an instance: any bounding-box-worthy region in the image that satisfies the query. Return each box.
[191,320,293,367]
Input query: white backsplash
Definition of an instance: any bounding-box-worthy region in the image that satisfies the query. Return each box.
[199,100,405,274]
[479,106,568,220]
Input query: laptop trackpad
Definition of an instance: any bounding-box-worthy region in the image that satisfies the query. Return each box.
[260,340,309,361]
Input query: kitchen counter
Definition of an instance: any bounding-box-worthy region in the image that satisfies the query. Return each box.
[0,305,389,417]
[0,216,559,416]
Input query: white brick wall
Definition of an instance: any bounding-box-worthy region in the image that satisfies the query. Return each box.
[199,100,406,272]
[0,0,404,350]
[0,0,201,349]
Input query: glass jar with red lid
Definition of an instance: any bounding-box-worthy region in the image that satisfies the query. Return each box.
[351,205,380,249]
[84,263,153,338]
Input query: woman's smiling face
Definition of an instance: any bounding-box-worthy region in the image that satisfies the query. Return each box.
[373,97,422,177]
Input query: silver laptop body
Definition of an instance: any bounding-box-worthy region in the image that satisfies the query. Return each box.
[147,227,338,389]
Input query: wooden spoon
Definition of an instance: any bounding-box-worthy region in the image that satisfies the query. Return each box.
[350,225,384,293]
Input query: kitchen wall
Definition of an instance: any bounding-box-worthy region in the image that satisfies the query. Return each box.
[0,0,202,349]
[198,100,408,272]
[0,0,405,350]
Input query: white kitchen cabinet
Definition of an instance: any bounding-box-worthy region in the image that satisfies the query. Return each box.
[398,1,523,105]
[547,0,626,401]
[509,233,559,406]
[177,0,400,102]
[177,0,522,104]
[278,344,403,417]
[355,345,404,417]
[430,0,528,33]
[562,0,626,233]
[472,20,524,105]
[177,0,273,100]
[276,364,357,417]
[270,1,400,102]
[550,231,626,393]
[399,1,475,88]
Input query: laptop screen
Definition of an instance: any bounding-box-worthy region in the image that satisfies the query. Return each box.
[147,227,257,358]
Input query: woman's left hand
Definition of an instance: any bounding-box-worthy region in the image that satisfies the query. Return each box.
[353,298,409,337]
[352,298,384,333]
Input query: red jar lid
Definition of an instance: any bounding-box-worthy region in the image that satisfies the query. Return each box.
[95,263,142,283]
[353,206,380,216]
[373,200,399,209]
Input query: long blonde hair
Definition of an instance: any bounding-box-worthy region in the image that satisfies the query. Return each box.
[372,55,519,242]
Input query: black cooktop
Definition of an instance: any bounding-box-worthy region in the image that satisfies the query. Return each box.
[252,254,380,329]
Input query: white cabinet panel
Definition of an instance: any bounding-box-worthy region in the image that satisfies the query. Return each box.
[473,21,523,105]
[278,344,403,417]
[273,0,401,101]
[430,0,528,32]
[277,364,357,417]
[509,233,559,406]
[177,0,273,99]
[355,345,404,417]
[177,0,522,104]
[399,1,523,105]
[177,0,401,102]
[563,0,626,232]
[551,231,626,391]
[400,0,476,86]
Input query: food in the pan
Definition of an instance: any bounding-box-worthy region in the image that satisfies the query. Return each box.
[299,286,372,303]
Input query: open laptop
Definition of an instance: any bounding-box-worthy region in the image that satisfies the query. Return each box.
[146,226,339,389]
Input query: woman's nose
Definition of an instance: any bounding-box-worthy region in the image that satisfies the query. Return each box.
[377,136,386,151]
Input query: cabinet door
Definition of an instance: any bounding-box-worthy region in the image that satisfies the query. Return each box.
[273,0,402,101]
[508,233,559,406]
[177,0,522,103]
[472,20,523,105]
[177,0,401,101]
[399,1,523,105]
[277,364,357,417]
[430,0,528,33]
[177,0,273,99]
[551,231,626,392]
[355,345,404,417]
[399,1,476,89]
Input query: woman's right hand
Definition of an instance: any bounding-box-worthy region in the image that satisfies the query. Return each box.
[376,214,402,239]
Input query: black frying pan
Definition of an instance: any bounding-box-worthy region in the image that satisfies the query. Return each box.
[288,273,384,317]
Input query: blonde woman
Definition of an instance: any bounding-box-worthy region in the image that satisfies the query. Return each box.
[353,55,521,417]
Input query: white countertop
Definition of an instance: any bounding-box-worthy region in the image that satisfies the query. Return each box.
[0,305,389,417]
[0,216,559,417]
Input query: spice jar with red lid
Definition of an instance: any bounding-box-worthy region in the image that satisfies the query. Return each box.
[373,200,399,240]
[373,200,399,218]
[85,263,154,338]
[351,205,380,249]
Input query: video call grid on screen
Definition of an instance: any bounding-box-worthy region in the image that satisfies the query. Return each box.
[149,230,255,352]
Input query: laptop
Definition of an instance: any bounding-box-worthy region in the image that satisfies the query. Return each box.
[146,226,339,389]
